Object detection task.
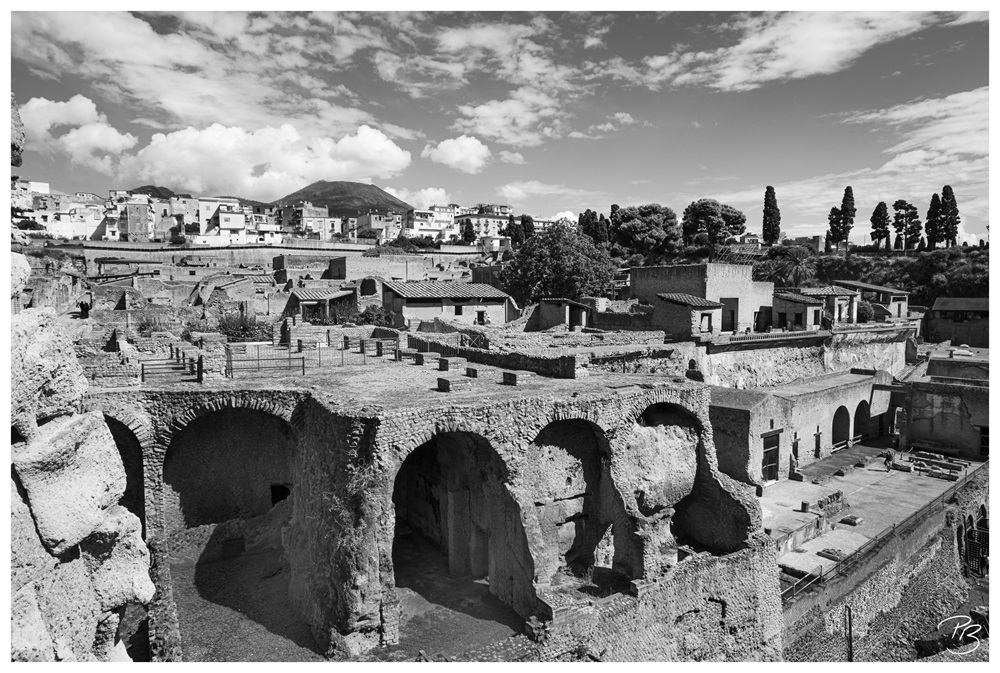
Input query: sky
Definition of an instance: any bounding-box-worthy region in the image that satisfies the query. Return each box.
[10,9,990,242]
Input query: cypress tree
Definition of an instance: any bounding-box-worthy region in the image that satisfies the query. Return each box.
[940,185,960,247]
[827,206,842,248]
[839,186,856,247]
[762,186,781,245]
[925,193,942,250]
[870,201,891,250]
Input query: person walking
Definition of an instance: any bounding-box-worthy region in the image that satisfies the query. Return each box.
[883,449,893,472]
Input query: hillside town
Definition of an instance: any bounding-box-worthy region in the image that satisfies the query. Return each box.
[9,9,989,668]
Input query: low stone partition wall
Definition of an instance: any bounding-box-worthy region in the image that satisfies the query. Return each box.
[407,333,580,379]
[79,353,141,388]
[284,321,376,347]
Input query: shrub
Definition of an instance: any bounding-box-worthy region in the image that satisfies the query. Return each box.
[136,313,169,337]
[856,300,875,323]
[215,313,273,342]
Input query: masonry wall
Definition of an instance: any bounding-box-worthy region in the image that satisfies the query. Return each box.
[704,265,773,332]
[630,265,706,304]
[390,298,507,328]
[651,300,698,339]
[900,381,988,461]
[925,315,989,348]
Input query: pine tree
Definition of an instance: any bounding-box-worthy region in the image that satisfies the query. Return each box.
[924,193,942,250]
[892,200,921,249]
[462,220,476,244]
[762,185,781,245]
[940,185,960,247]
[839,186,856,247]
[869,201,891,251]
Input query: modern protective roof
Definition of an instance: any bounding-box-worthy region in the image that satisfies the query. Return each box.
[382,280,511,300]
[292,288,355,302]
[833,280,907,295]
[709,386,772,411]
[773,292,824,306]
[797,286,858,297]
[540,297,592,309]
[656,292,724,308]
[931,297,989,312]
[871,303,894,318]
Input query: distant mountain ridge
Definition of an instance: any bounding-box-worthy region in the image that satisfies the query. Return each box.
[271,181,414,217]
[128,185,192,200]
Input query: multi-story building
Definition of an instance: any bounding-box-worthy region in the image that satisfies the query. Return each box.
[454,212,507,241]
[198,197,242,234]
[119,203,154,242]
[357,211,405,243]
[406,205,460,240]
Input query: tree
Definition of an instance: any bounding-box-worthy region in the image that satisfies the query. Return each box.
[839,186,856,246]
[611,204,681,262]
[869,202,891,250]
[504,214,524,247]
[719,204,747,238]
[520,214,535,241]
[681,199,726,246]
[827,207,842,247]
[940,185,960,247]
[499,224,615,304]
[597,213,610,243]
[856,300,875,323]
[777,246,816,287]
[892,200,921,249]
[762,186,781,245]
[917,237,926,252]
[924,193,943,250]
[579,209,607,244]
[462,220,476,244]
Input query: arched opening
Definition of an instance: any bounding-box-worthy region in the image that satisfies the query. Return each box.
[527,420,633,596]
[104,416,146,539]
[359,278,378,296]
[391,432,528,656]
[832,406,851,450]
[978,504,988,530]
[966,514,975,532]
[957,525,965,560]
[853,400,871,441]
[162,408,321,661]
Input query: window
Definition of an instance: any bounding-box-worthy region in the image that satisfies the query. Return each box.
[980,427,988,458]
[454,305,464,316]
[778,312,787,326]
[794,312,803,326]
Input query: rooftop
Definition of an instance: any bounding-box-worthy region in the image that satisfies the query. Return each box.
[383,281,511,300]
[931,297,989,312]
[708,385,772,411]
[656,292,724,308]
[291,288,355,302]
[773,292,824,306]
[797,285,858,297]
[540,297,592,310]
[765,371,873,399]
[833,279,907,295]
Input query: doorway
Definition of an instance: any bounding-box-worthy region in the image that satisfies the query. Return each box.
[761,434,779,482]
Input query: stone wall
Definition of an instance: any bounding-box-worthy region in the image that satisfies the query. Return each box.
[900,380,988,461]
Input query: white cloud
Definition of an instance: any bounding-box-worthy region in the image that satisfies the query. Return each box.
[707,88,988,240]
[383,187,452,210]
[497,180,593,204]
[549,210,577,221]
[612,112,636,125]
[117,123,411,202]
[421,135,492,174]
[499,151,525,165]
[21,95,137,172]
[595,12,986,92]
[454,86,564,147]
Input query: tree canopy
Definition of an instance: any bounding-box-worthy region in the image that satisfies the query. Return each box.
[924,193,943,250]
[762,186,780,245]
[940,185,960,247]
[611,203,680,262]
[499,224,615,304]
[892,200,921,249]
[869,201,891,250]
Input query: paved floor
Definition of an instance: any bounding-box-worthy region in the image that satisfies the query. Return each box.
[761,439,985,576]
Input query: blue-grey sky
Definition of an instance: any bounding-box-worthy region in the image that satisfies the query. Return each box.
[11,10,989,242]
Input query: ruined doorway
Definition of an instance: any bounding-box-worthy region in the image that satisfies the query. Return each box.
[359,278,378,296]
[721,298,739,332]
[391,432,529,656]
[104,416,146,539]
[853,400,871,441]
[761,434,780,482]
[832,406,851,450]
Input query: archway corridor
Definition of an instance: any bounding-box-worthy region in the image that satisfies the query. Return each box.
[383,432,526,660]
[161,407,323,662]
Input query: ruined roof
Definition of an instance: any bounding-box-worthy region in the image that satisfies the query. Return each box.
[872,303,894,318]
[292,288,355,302]
[540,297,592,310]
[832,280,907,295]
[709,386,772,411]
[931,297,989,312]
[797,286,858,297]
[773,292,823,306]
[656,293,724,308]
[382,280,510,300]
[769,372,873,399]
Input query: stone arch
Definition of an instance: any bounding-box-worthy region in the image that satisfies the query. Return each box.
[854,400,871,441]
[832,406,851,449]
[359,277,378,296]
[159,395,301,451]
[161,405,298,550]
[977,503,988,529]
[390,430,537,622]
[104,415,147,539]
[966,513,975,532]
[525,418,636,590]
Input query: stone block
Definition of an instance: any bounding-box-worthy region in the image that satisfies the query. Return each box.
[817,548,847,562]
[80,506,156,612]
[34,554,101,662]
[12,251,31,298]
[891,463,913,473]
[11,585,55,662]
[438,357,466,371]
[12,412,127,555]
[466,366,480,378]
[11,475,58,595]
[839,514,864,526]
[437,377,473,393]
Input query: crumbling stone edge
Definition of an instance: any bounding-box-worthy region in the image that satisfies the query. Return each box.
[146,538,183,662]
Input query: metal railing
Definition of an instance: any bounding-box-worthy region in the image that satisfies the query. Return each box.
[140,356,202,383]
[780,461,985,603]
[223,338,400,377]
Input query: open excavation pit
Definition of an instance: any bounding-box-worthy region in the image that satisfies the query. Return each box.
[84,365,783,661]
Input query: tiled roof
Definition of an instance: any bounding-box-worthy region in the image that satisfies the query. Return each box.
[292,288,355,302]
[797,286,858,297]
[932,297,989,312]
[656,292,724,308]
[833,280,907,295]
[382,280,510,300]
[773,292,824,306]
[540,297,591,309]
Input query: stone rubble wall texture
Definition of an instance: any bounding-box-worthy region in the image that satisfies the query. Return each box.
[81,382,779,660]
[10,254,155,661]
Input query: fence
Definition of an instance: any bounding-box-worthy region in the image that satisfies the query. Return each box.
[140,355,202,383]
[780,462,985,603]
[223,336,400,378]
